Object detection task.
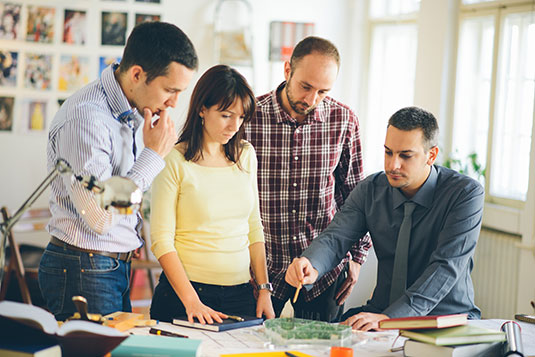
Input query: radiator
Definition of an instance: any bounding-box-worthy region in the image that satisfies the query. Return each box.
[471,228,521,319]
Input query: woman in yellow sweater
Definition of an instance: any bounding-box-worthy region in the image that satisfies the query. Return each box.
[149,65,275,323]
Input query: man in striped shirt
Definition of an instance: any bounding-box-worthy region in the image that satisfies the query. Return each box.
[39,22,198,321]
[245,36,372,322]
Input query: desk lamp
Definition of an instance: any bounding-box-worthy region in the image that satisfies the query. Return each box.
[0,158,142,286]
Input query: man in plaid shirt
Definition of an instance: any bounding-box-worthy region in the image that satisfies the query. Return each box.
[245,36,372,322]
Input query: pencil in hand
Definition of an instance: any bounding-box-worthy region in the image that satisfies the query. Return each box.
[293,281,302,303]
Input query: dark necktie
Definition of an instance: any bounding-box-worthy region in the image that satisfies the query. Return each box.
[389,201,417,304]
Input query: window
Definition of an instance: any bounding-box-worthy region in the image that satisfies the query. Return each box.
[370,0,420,18]
[451,15,494,183]
[363,1,419,174]
[452,2,535,203]
[491,10,535,201]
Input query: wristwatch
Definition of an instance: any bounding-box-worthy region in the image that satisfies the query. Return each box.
[257,282,273,293]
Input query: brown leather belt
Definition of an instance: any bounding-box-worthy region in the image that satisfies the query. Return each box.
[50,236,134,263]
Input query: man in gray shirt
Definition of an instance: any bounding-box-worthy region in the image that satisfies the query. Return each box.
[285,106,484,331]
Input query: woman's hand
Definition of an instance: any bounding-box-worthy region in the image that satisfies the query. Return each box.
[256,290,275,319]
[183,298,227,324]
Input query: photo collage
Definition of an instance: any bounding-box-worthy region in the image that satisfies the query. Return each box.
[0,0,161,134]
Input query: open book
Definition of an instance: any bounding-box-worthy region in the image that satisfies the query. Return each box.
[0,301,127,357]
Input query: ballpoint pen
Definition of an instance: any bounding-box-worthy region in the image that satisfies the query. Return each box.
[149,327,188,338]
[226,315,245,322]
[284,352,299,357]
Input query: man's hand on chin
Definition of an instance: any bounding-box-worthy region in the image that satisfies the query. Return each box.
[340,312,389,331]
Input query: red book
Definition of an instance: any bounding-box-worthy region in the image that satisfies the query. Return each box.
[379,314,468,330]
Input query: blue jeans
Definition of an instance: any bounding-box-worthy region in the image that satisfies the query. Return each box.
[38,242,132,321]
[150,273,256,322]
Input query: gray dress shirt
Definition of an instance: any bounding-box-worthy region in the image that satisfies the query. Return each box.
[302,165,484,318]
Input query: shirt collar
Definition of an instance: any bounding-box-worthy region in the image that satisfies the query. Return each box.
[101,63,140,125]
[392,165,438,210]
[272,81,327,125]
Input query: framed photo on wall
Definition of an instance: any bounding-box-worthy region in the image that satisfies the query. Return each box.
[269,21,315,62]
[0,50,18,87]
[0,2,21,40]
[0,96,14,131]
[26,6,55,43]
[101,11,127,46]
[99,55,121,76]
[24,53,52,90]
[135,13,160,25]
[21,99,48,133]
[58,55,90,92]
[63,9,87,45]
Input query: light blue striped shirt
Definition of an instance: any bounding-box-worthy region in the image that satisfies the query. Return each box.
[46,63,165,252]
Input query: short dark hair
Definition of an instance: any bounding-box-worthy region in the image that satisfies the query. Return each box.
[388,106,439,150]
[119,22,198,83]
[289,36,340,73]
[178,65,256,167]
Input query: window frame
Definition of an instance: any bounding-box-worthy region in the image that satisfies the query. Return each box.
[455,1,535,210]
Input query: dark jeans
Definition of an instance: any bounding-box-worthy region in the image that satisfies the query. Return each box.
[271,263,349,322]
[150,273,257,322]
[38,242,132,321]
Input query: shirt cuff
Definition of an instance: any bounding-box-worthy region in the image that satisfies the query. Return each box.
[151,238,176,261]
[351,248,368,265]
[248,226,265,244]
[128,148,165,191]
[382,296,420,318]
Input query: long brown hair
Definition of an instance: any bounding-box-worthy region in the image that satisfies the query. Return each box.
[178,65,256,166]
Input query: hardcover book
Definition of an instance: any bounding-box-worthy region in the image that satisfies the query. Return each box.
[111,335,202,357]
[400,324,506,346]
[379,314,468,330]
[0,342,61,357]
[172,315,263,332]
[0,301,127,357]
[403,339,502,357]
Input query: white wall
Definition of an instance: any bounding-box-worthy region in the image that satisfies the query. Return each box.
[1,0,364,211]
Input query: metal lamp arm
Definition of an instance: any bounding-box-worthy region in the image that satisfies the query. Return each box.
[2,159,72,234]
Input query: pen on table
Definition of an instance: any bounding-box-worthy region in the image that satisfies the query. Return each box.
[390,346,404,352]
[226,315,244,322]
[293,281,302,303]
[284,352,299,357]
[149,327,188,338]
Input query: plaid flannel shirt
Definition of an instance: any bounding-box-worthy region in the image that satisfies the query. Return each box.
[245,82,372,302]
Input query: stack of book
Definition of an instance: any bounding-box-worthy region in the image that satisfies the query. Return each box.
[378,314,506,357]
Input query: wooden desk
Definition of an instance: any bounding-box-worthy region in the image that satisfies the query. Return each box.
[128,319,535,357]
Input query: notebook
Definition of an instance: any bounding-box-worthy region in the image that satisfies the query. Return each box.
[172,316,263,332]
